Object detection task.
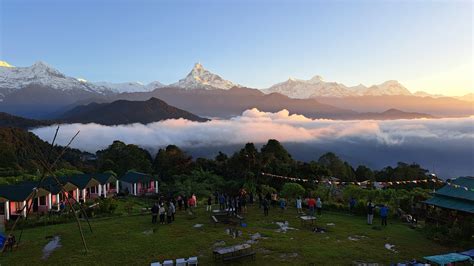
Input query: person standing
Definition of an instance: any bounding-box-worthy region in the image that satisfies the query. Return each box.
[151,202,159,224]
[316,197,323,215]
[263,198,269,216]
[279,197,286,212]
[192,193,197,207]
[249,192,254,205]
[296,196,303,214]
[380,204,389,226]
[367,200,375,225]
[177,195,183,211]
[349,197,356,214]
[308,197,316,216]
[188,196,196,215]
[219,193,225,210]
[258,193,263,209]
[166,202,173,224]
[241,195,247,214]
[207,195,213,212]
[170,201,176,221]
[159,203,166,224]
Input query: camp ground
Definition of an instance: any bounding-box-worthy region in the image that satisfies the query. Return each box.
[0,178,472,265]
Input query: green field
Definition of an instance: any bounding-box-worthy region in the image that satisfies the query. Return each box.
[1,199,455,265]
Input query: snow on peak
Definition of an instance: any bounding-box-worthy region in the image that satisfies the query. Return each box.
[309,75,324,83]
[171,63,238,90]
[77,78,88,83]
[0,61,113,94]
[0,61,14,68]
[264,74,412,99]
[94,80,164,93]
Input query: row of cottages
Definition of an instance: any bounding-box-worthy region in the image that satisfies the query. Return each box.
[0,171,158,221]
[0,171,157,222]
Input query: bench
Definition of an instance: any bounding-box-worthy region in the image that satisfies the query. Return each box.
[211,215,219,226]
[222,251,256,262]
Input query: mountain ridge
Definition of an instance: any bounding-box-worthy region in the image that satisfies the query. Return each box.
[59,97,209,125]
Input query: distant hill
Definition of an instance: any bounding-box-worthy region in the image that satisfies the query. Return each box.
[315,95,473,117]
[359,108,434,120]
[59,97,209,125]
[0,112,53,129]
[91,86,434,120]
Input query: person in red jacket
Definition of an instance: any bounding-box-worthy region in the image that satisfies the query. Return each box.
[188,196,196,215]
[307,197,316,216]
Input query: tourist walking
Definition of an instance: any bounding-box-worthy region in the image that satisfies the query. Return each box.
[207,195,213,212]
[316,197,322,215]
[367,200,375,225]
[151,202,159,224]
[380,204,389,226]
[296,196,303,214]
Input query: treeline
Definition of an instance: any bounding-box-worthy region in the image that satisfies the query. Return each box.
[0,127,434,190]
[95,139,434,193]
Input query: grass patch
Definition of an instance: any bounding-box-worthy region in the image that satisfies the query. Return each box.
[1,199,457,265]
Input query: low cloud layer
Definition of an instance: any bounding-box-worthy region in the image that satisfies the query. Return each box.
[31,109,474,177]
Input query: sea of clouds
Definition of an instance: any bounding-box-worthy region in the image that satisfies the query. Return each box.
[31,108,474,178]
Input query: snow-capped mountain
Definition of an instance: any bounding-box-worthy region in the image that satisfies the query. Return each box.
[264,75,412,98]
[171,63,238,90]
[266,76,352,98]
[413,91,446,98]
[94,81,164,93]
[359,80,411,96]
[0,61,113,94]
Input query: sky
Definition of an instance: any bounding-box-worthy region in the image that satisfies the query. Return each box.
[1,0,472,96]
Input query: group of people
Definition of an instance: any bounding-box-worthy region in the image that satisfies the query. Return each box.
[151,193,198,224]
[366,200,389,226]
[214,191,250,215]
[257,192,324,217]
[150,190,392,228]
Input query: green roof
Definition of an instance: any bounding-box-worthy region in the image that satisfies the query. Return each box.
[91,173,117,185]
[424,177,474,213]
[63,174,99,189]
[435,177,474,202]
[0,183,37,202]
[425,195,474,213]
[120,171,157,183]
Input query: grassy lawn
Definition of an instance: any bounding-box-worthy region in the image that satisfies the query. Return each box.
[1,199,455,265]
